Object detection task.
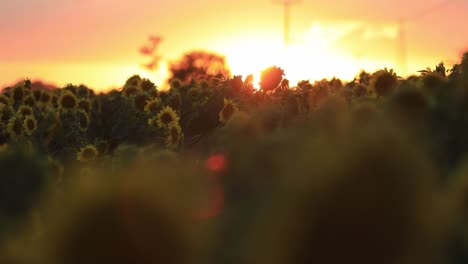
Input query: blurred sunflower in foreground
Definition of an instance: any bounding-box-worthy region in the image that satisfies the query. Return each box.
[219,98,238,123]
[77,145,98,162]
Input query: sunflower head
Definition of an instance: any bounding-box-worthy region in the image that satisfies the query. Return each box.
[0,103,14,124]
[10,84,25,104]
[123,75,141,97]
[149,89,159,99]
[40,90,52,105]
[33,90,42,102]
[63,84,78,95]
[186,87,200,102]
[23,115,38,136]
[0,94,10,106]
[7,115,24,140]
[165,122,183,149]
[170,78,182,90]
[18,105,34,117]
[144,98,161,114]
[23,95,36,108]
[370,68,398,97]
[156,106,180,128]
[78,99,92,114]
[58,90,78,112]
[125,75,142,87]
[123,85,138,97]
[219,98,238,123]
[51,94,59,108]
[259,66,284,91]
[138,78,156,92]
[77,85,91,98]
[77,145,99,162]
[76,110,90,132]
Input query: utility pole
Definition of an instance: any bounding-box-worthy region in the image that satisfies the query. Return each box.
[273,0,301,47]
[397,18,407,76]
[397,0,455,76]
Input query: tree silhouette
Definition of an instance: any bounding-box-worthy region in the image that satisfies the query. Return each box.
[168,51,231,83]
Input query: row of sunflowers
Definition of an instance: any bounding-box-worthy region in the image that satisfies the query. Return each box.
[2,53,468,263]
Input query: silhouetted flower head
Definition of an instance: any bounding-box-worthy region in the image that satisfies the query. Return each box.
[138,78,156,92]
[370,68,398,97]
[259,66,284,91]
[77,85,90,98]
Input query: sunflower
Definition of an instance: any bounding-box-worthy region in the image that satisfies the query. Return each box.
[77,145,99,162]
[0,103,14,124]
[18,105,34,117]
[51,94,59,108]
[155,106,179,128]
[187,87,200,101]
[149,89,159,98]
[165,122,183,149]
[0,94,10,106]
[77,85,90,98]
[6,115,24,140]
[23,95,36,107]
[123,85,138,97]
[133,92,149,111]
[219,98,238,123]
[76,110,90,131]
[58,90,78,112]
[370,68,398,97]
[144,98,161,114]
[138,78,156,92]
[33,90,42,102]
[170,78,182,90]
[11,84,25,104]
[63,84,78,95]
[78,98,92,114]
[23,115,38,136]
[40,90,52,105]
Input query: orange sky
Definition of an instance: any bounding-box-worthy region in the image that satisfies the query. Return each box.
[1,0,468,91]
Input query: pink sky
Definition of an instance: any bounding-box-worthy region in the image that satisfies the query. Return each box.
[1,0,468,90]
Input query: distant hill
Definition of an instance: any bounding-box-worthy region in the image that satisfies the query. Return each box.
[1,79,58,92]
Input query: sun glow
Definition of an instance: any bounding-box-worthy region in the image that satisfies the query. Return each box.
[217,22,399,87]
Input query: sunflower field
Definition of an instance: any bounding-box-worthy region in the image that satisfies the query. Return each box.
[3,53,468,263]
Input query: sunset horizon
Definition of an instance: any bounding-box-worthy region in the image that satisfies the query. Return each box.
[2,0,467,91]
